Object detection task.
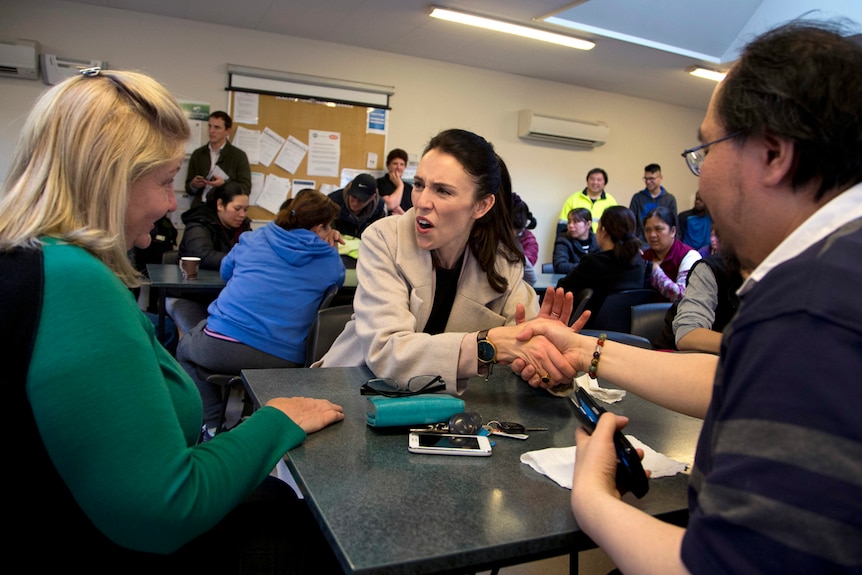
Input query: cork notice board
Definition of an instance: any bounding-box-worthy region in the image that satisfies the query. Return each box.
[229,93,387,222]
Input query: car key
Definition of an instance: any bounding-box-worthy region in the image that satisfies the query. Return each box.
[489,421,547,434]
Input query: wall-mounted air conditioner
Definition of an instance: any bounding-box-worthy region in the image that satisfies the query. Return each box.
[518,109,608,149]
[41,54,108,85]
[0,39,39,80]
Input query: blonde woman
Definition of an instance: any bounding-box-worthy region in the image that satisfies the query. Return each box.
[0,69,342,570]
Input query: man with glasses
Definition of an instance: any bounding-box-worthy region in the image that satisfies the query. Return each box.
[514,21,862,574]
[629,163,678,248]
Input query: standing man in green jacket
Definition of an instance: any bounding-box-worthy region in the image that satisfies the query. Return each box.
[185,111,252,208]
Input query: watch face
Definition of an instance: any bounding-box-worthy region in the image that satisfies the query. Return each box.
[478,340,495,363]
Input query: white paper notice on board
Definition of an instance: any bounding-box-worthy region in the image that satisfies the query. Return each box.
[307,130,341,177]
[258,127,285,167]
[366,152,378,169]
[257,174,291,214]
[233,92,260,125]
[250,172,265,207]
[233,126,261,165]
[274,135,308,174]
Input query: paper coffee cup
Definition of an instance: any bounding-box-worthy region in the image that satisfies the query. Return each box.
[180,256,201,280]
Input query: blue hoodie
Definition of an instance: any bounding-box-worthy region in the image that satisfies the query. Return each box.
[206,222,344,363]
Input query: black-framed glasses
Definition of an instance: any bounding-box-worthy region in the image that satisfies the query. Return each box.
[361,375,446,397]
[681,131,743,176]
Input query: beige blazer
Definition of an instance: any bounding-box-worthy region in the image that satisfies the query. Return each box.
[315,209,539,392]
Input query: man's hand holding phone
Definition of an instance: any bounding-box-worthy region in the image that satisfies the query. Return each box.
[569,388,649,499]
[190,175,209,190]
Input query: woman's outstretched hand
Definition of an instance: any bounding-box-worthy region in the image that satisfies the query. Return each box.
[266,397,345,434]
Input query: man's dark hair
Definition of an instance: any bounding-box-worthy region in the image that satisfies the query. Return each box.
[209,110,232,129]
[586,167,608,184]
[386,148,409,165]
[644,163,661,174]
[718,21,862,200]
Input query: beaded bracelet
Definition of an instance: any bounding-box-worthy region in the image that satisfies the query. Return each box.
[588,333,607,379]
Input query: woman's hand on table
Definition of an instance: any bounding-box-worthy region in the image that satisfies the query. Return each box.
[266,397,344,434]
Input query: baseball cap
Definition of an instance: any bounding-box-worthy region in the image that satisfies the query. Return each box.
[348,173,378,202]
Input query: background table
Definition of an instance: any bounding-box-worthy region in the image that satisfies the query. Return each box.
[242,366,702,575]
[533,272,565,297]
[145,263,225,340]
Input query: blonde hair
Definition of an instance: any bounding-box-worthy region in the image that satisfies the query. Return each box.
[0,70,190,286]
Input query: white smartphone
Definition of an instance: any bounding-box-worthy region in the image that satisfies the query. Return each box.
[408,432,492,456]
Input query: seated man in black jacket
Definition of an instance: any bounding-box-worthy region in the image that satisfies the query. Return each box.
[328,173,384,239]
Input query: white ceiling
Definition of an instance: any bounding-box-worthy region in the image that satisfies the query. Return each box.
[64,0,862,110]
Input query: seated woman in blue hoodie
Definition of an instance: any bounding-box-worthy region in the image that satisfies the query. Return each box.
[177,189,344,439]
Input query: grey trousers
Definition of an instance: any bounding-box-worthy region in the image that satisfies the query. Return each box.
[177,319,301,429]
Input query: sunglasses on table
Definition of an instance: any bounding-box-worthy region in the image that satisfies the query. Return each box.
[360,375,446,397]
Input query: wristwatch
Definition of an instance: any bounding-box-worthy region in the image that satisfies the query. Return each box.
[477,329,497,382]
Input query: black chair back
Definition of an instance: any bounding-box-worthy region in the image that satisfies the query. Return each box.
[579,329,653,350]
[305,304,354,367]
[568,288,593,327]
[630,302,673,346]
[587,288,662,333]
[319,283,339,310]
[161,250,179,265]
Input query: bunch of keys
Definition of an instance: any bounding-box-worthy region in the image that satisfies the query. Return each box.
[410,412,546,440]
[484,420,548,440]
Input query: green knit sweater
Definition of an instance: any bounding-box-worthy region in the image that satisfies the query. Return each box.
[27,239,306,553]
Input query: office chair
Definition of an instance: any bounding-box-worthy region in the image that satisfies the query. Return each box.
[207,374,243,435]
[207,286,342,435]
[630,302,673,347]
[161,250,179,265]
[304,304,354,367]
[318,283,339,311]
[568,288,593,327]
[587,288,663,333]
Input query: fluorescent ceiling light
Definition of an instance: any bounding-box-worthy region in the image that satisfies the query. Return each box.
[543,16,720,62]
[430,7,595,51]
[687,66,726,82]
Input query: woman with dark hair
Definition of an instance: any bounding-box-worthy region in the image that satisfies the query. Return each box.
[179,181,252,270]
[556,205,648,320]
[642,206,701,301]
[553,207,600,273]
[171,182,254,332]
[315,128,574,393]
[512,193,539,266]
[178,189,344,439]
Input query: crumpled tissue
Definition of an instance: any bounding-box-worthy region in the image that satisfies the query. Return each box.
[519,435,687,490]
[577,373,626,403]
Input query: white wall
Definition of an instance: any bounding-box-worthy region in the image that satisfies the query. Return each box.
[0,0,708,263]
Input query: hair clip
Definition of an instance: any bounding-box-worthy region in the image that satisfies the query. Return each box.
[80,66,101,77]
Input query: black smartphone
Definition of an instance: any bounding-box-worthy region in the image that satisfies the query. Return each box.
[568,387,649,498]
